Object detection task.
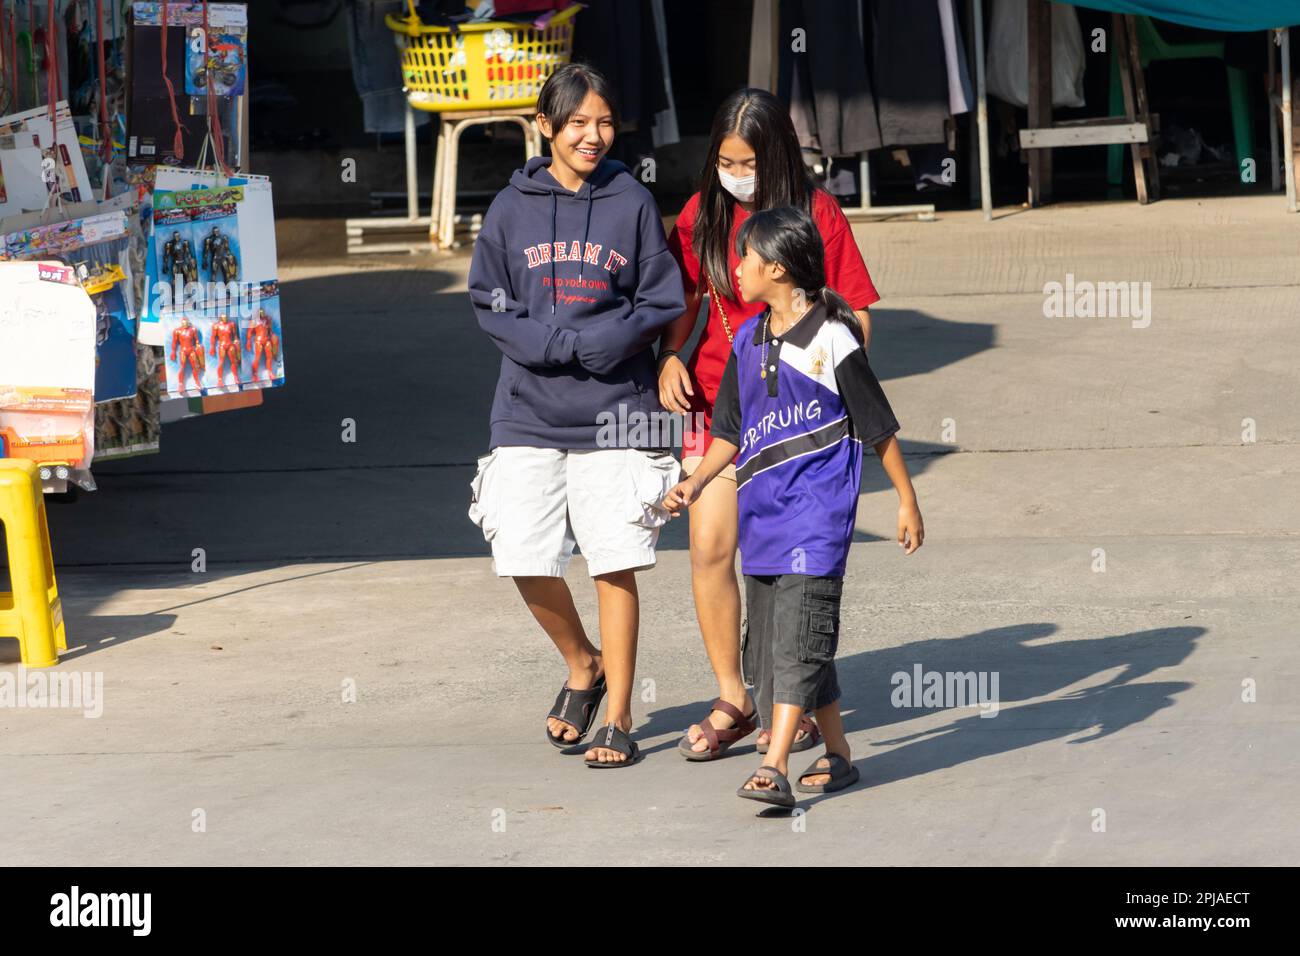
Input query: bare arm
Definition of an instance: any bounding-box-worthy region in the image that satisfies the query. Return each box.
[873,433,923,553]
[855,308,872,352]
[657,284,706,413]
[658,283,705,359]
[662,437,738,516]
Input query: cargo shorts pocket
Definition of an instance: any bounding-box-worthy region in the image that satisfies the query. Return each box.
[467,449,501,542]
[627,449,682,529]
[797,576,843,664]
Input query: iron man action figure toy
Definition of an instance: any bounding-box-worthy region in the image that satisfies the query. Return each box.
[170,315,205,391]
[161,230,199,285]
[209,313,242,387]
[245,308,280,382]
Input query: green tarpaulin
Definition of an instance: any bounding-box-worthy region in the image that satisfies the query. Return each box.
[1060,1,1300,31]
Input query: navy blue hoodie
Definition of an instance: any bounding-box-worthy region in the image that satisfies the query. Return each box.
[469,157,685,450]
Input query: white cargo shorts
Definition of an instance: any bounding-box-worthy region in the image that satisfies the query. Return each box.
[467,445,682,577]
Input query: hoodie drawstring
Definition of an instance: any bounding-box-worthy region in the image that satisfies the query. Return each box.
[549,191,557,314]
[580,182,593,281]
[542,166,599,312]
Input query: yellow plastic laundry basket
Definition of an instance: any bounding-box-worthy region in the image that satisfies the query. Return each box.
[385,2,581,112]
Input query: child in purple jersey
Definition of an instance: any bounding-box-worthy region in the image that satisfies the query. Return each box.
[661,206,925,808]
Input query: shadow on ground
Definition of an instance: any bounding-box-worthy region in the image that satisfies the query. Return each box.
[640,623,1205,795]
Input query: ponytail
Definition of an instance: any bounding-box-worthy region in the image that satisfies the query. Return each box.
[820,286,864,346]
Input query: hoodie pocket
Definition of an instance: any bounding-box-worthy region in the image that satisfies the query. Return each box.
[467,449,501,542]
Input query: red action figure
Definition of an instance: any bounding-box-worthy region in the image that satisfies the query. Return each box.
[170,315,205,391]
[209,313,242,387]
[245,308,280,382]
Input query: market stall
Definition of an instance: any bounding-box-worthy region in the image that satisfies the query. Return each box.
[0,1,284,496]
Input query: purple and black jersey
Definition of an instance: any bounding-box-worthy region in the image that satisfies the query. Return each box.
[710,301,899,577]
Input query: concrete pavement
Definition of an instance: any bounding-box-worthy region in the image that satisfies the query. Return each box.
[1,194,1297,865]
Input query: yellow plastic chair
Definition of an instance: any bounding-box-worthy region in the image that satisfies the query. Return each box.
[0,459,67,667]
[386,2,580,248]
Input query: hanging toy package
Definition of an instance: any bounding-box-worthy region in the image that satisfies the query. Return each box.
[0,260,99,493]
[126,2,248,169]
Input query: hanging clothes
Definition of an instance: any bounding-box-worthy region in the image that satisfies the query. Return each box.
[869,0,951,147]
[568,0,672,165]
[648,0,679,148]
[985,0,1086,109]
[937,0,974,116]
[345,0,429,135]
[779,0,880,157]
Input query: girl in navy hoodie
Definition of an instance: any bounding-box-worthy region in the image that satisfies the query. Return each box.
[467,64,685,768]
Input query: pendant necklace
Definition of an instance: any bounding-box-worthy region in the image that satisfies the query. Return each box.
[760,311,772,378]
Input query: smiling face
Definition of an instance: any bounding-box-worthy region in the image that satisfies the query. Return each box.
[538,90,615,189]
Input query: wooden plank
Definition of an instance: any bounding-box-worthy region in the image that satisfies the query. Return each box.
[1019,123,1148,148]
[1126,14,1160,201]
[344,216,433,234]
[1026,0,1053,206]
[1114,14,1147,203]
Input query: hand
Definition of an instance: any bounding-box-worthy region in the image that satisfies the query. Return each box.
[657,353,694,415]
[898,500,924,555]
[661,477,701,518]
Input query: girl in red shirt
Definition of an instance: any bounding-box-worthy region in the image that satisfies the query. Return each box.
[660,88,881,762]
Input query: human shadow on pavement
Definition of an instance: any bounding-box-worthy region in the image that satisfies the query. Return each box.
[641,624,1205,770]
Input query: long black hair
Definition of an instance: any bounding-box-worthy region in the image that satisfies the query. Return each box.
[736,206,863,346]
[536,62,621,137]
[694,88,818,303]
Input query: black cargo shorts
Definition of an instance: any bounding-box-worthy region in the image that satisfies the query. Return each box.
[742,573,844,727]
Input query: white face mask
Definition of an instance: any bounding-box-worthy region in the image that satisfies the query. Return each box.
[717,166,757,202]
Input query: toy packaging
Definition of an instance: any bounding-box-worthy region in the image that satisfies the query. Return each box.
[126,3,248,169]
[82,264,139,404]
[0,102,95,218]
[0,260,99,489]
[187,32,247,97]
[242,281,285,391]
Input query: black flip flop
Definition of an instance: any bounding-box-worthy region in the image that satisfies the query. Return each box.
[584,724,641,768]
[794,753,860,794]
[545,674,606,750]
[736,766,796,808]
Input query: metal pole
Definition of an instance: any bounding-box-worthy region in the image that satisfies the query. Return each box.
[404,104,418,221]
[1283,28,1296,212]
[973,0,992,220]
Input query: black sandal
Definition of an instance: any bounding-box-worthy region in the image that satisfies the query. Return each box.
[794,752,859,794]
[584,724,641,768]
[545,674,606,750]
[736,766,796,808]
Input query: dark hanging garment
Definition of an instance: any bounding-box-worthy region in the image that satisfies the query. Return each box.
[570,0,665,131]
[869,0,950,147]
[779,0,881,156]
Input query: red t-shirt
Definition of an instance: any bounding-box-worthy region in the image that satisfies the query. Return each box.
[667,189,881,457]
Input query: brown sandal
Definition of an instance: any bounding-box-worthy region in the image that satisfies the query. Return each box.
[756,714,822,754]
[678,699,758,761]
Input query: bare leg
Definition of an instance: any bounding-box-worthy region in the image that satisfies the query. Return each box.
[514,575,603,744]
[799,702,852,787]
[743,702,802,790]
[586,569,639,764]
[684,475,753,752]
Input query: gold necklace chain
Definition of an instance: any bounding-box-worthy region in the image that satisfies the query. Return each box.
[705,275,735,344]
